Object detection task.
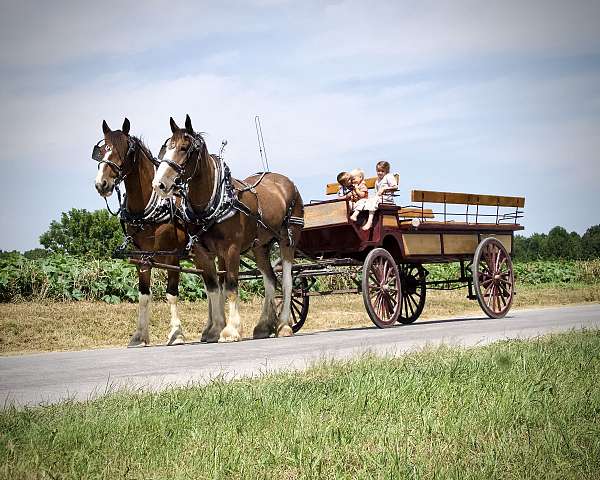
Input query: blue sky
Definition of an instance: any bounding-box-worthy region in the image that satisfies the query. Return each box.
[1,0,599,251]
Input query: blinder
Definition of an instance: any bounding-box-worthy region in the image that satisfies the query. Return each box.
[92,140,105,162]
[91,136,138,179]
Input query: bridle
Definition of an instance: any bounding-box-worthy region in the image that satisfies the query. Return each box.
[92,135,140,185]
[157,130,206,183]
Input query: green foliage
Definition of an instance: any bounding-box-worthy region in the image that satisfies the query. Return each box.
[426,260,600,285]
[0,254,206,303]
[514,224,600,261]
[39,208,123,259]
[1,253,599,303]
[23,248,49,260]
[582,225,600,259]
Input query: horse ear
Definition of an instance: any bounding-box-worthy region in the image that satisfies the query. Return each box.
[185,114,193,133]
[102,120,111,135]
[122,118,130,135]
[170,117,179,133]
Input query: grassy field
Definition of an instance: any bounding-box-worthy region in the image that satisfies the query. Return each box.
[1,330,599,479]
[1,283,599,355]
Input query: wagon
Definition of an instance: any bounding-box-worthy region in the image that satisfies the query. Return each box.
[276,177,525,331]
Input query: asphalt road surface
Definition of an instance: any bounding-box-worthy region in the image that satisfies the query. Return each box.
[1,304,599,408]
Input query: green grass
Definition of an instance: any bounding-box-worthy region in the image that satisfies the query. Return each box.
[2,330,600,479]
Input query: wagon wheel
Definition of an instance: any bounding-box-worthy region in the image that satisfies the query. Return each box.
[472,237,515,318]
[275,276,310,333]
[398,264,426,324]
[362,248,402,328]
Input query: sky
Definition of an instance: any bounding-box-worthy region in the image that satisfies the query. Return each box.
[1,0,599,251]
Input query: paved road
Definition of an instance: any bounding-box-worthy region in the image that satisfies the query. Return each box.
[1,304,599,408]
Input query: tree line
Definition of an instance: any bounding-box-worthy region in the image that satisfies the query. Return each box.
[2,208,599,261]
[513,225,600,261]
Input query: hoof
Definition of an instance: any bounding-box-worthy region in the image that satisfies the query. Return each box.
[277,324,294,337]
[128,334,149,348]
[201,329,220,343]
[219,326,242,343]
[253,324,272,340]
[167,328,185,346]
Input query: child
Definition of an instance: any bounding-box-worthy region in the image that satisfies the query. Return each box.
[374,161,398,204]
[360,161,398,230]
[336,171,354,200]
[348,169,371,226]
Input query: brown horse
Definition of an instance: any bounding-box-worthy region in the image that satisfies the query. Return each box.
[152,115,304,343]
[94,118,188,347]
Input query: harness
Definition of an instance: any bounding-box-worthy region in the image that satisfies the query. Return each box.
[92,135,179,251]
[157,132,304,251]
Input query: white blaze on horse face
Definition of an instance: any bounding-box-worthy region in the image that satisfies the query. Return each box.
[94,152,114,197]
[152,145,178,198]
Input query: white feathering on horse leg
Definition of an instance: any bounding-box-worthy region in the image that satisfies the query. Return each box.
[166,293,184,346]
[219,291,242,342]
[128,293,151,347]
[203,288,225,343]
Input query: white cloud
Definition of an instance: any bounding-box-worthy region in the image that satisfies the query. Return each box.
[300,0,600,71]
[0,1,270,67]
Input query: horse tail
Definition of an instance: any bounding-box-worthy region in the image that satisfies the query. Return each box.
[284,184,304,249]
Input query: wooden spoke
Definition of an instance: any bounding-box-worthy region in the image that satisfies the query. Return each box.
[275,276,310,333]
[396,263,426,324]
[473,238,515,318]
[362,249,402,328]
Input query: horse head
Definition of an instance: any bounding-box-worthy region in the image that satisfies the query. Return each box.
[153,114,208,198]
[93,118,135,197]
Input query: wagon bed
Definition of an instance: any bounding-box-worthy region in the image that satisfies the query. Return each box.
[285,185,525,331]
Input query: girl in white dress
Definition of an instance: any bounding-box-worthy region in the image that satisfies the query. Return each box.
[361,161,398,230]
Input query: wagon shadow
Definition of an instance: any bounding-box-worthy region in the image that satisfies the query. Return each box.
[298,314,499,336]
[145,314,502,347]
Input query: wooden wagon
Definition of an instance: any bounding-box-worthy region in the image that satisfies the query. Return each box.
[281,178,525,331]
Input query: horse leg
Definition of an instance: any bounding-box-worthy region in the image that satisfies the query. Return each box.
[128,266,152,347]
[276,190,304,337]
[165,266,185,346]
[219,248,243,342]
[276,244,295,337]
[194,248,224,343]
[252,244,278,339]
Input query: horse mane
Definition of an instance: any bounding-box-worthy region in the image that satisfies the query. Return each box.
[131,135,155,162]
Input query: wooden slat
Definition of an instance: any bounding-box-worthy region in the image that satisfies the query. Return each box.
[402,234,442,255]
[303,200,349,229]
[480,234,513,254]
[398,208,434,219]
[326,174,399,195]
[443,234,479,254]
[326,182,342,195]
[411,190,525,207]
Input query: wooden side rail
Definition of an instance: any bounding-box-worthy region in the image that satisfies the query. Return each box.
[398,207,434,219]
[411,190,525,208]
[326,174,400,195]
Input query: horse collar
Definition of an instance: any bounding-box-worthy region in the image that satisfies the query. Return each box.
[181,155,237,231]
